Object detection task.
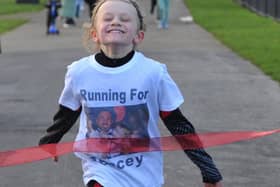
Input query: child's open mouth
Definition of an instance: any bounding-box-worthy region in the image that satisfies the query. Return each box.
[107,29,125,33]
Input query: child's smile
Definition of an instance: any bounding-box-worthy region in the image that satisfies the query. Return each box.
[107,28,125,33]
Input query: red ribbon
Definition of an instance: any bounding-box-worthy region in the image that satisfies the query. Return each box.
[1,129,279,167]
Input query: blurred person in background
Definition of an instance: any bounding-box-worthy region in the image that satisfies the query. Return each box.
[84,0,97,18]
[61,0,76,27]
[158,0,169,29]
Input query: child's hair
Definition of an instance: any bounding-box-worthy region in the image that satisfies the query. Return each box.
[83,0,146,52]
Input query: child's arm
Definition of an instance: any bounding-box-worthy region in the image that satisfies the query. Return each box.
[160,108,223,185]
[38,105,81,145]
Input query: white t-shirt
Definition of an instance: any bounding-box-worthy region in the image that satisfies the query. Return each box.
[59,52,184,187]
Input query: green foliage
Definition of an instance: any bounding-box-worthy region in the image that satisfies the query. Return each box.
[185,0,280,82]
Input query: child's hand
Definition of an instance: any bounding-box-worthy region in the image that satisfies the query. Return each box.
[204,182,222,187]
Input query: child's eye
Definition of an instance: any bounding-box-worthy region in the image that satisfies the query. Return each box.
[120,15,131,22]
[103,15,113,21]
[104,17,112,21]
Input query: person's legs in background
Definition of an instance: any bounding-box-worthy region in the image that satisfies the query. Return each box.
[150,0,156,14]
[85,0,97,18]
[61,0,76,27]
[158,0,169,29]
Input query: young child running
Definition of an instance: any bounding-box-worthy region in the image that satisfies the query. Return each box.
[39,0,223,186]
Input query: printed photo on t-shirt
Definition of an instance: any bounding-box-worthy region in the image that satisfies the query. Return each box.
[84,104,149,159]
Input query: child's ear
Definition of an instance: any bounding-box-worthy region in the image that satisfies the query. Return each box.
[91,30,99,43]
[133,31,144,45]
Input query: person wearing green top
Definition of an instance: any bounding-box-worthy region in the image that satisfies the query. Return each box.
[61,0,76,27]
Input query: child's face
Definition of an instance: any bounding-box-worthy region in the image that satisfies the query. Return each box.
[92,0,144,49]
[96,111,113,131]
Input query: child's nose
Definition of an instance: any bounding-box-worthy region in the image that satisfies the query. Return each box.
[111,17,121,26]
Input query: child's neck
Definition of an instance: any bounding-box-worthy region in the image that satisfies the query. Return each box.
[95,50,135,68]
[100,45,134,59]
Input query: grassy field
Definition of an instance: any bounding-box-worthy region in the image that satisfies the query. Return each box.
[0,19,28,34]
[185,0,280,83]
[0,0,46,15]
[0,0,46,34]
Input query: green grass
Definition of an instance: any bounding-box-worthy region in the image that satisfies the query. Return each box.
[0,0,47,35]
[0,0,47,15]
[0,19,28,34]
[184,0,280,83]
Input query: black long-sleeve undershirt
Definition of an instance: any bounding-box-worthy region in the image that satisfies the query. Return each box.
[39,105,81,145]
[160,109,222,183]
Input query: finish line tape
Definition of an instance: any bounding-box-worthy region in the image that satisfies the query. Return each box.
[1,129,279,167]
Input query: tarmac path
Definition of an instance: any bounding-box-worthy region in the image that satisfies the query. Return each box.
[0,0,279,186]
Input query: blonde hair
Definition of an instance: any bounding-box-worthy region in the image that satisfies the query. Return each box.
[83,0,145,52]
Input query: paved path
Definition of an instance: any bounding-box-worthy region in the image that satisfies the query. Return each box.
[0,0,279,186]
